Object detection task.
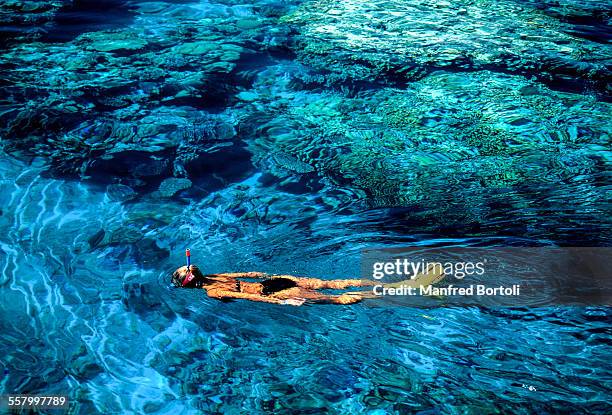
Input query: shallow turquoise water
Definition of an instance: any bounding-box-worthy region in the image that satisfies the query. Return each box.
[0,0,611,413]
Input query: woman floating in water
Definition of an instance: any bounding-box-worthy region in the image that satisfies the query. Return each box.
[172,250,445,305]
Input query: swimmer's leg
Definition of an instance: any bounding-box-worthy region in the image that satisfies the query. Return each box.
[274,264,444,291]
[271,287,365,305]
[290,263,446,291]
[315,294,364,305]
[271,275,374,290]
[347,264,446,299]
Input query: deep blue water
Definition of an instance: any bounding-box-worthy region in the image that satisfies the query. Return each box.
[0,0,611,413]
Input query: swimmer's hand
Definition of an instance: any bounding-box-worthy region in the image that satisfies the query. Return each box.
[281,298,306,306]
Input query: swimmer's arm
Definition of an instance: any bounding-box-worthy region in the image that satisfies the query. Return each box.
[208,272,270,279]
[206,288,285,304]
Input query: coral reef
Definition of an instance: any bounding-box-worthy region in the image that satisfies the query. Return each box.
[158,178,192,198]
[282,0,610,96]
[0,0,609,234]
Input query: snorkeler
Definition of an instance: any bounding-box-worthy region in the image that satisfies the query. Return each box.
[172,250,445,305]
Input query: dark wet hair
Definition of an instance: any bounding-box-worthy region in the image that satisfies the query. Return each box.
[171,265,206,288]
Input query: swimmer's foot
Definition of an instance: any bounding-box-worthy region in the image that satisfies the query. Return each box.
[336,293,363,304]
[385,264,446,289]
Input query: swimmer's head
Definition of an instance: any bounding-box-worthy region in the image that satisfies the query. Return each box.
[172,265,205,288]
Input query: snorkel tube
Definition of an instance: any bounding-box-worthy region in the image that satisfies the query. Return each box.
[182,248,195,287]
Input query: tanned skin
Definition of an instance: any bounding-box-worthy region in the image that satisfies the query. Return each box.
[172,265,445,306]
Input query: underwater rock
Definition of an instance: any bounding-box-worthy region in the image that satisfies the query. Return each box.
[78,31,148,53]
[236,91,259,102]
[158,178,192,198]
[134,238,170,266]
[133,158,170,178]
[174,41,244,63]
[236,18,262,30]
[124,201,184,228]
[121,281,149,312]
[87,229,106,250]
[68,345,104,381]
[271,152,315,174]
[110,226,144,245]
[86,150,173,183]
[182,143,254,189]
[2,0,56,14]
[87,225,146,250]
[175,41,217,55]
[106,184,138,202]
